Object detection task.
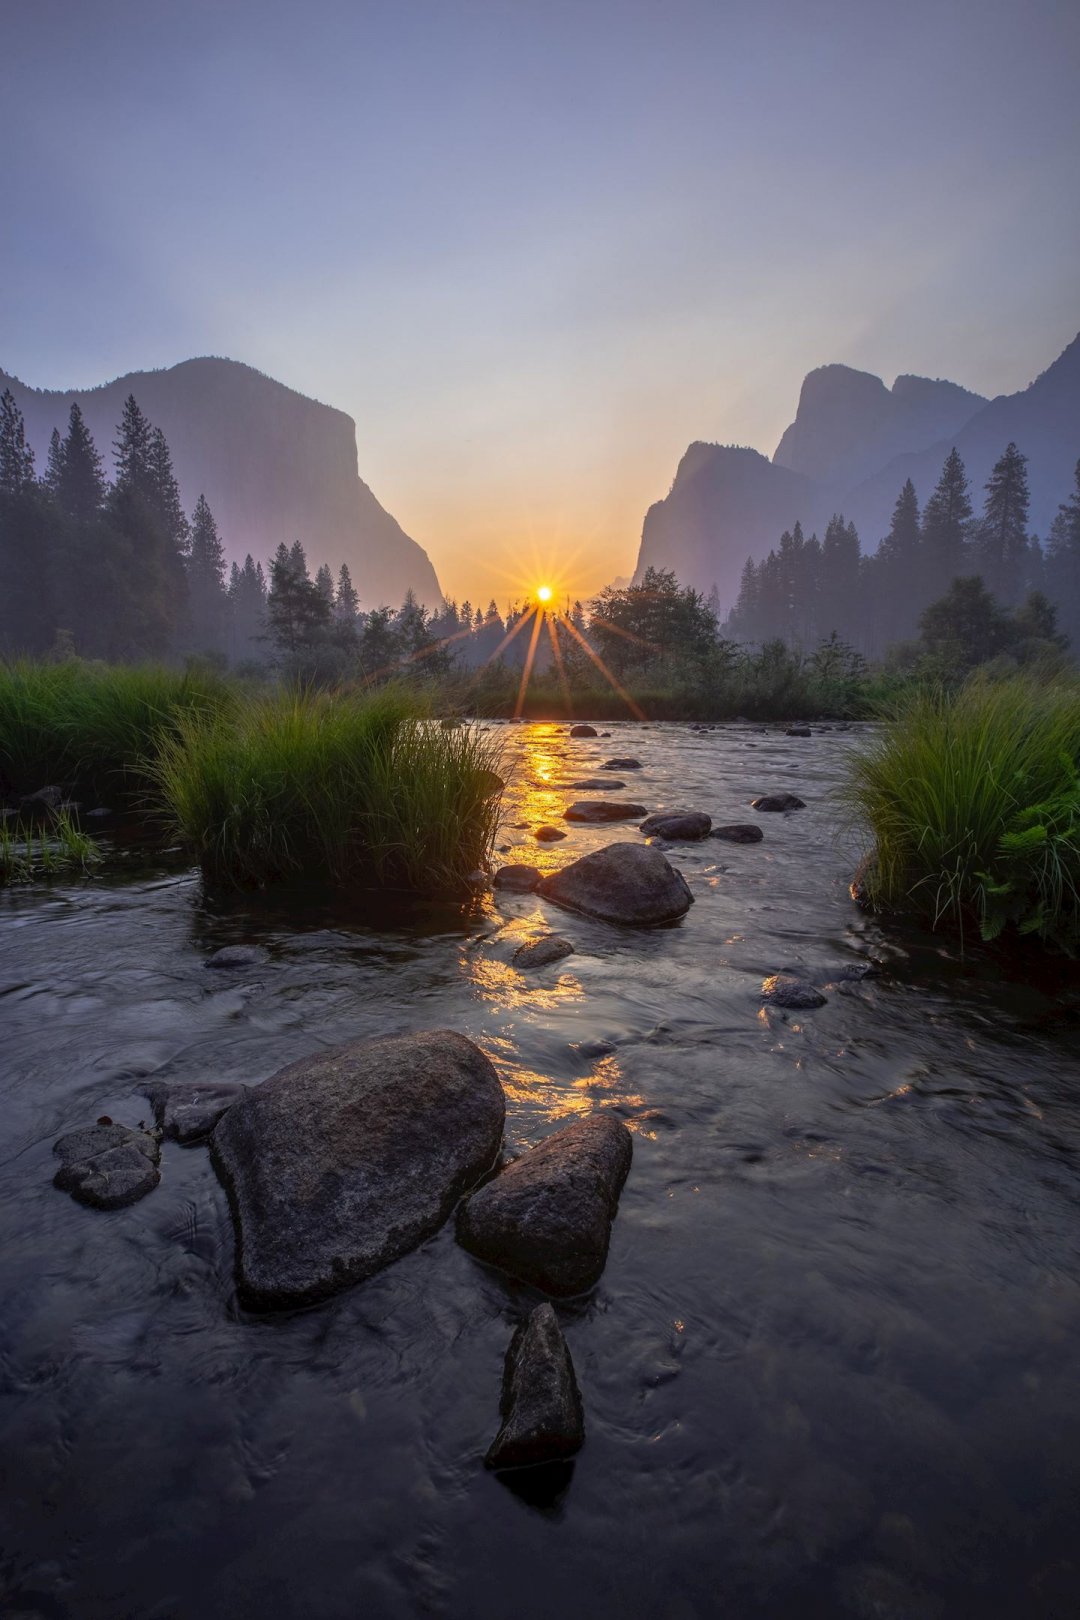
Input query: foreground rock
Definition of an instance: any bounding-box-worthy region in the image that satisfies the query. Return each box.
[710,823,764,843]
[206,944,270,969]
[568,724,597,737]
[751,793,806,812]
[564,800,648,823]
[53,1122,162,1209]
[601,758,641,770]
[533,824,567,842]
[486,1304,585,1470]
[494,863,541,892]
[513,935,575,970]
[212,1030,506,1309]
[760,975,828,1009]
[566,778,625,791]
[539,842,693,926]
[143,1080,248,1143]
[639,811,711,840]
[458,1114,633,1296]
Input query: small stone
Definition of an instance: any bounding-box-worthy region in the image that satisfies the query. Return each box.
[534,825,567,842]
[569,724,598,737]
[53,1122,162,1210]
[639,811,711,840]
[564,801,648,823]
[710,823,764,843]
[206,945,270,969]
[493,864,541,892]
[760,975,828,1009]
[601,758,641,770]
[142,1080,249,1143]
[486,1304,585,1470]
[514,935,575,969]
[751,794,806,812]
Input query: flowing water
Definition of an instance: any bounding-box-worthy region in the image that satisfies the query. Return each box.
[2,722,1079,1620]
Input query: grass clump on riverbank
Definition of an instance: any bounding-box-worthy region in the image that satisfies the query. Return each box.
[0,810,102,885]
[0,661,231,804]
[150,686,505,893]
[843,677,1080,951]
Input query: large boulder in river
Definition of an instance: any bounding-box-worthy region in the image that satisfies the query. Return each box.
[538,842,693,926]
[710,823,764,843]
[458,1114,632,1296]
[486,1304,585,1470]
[493,863,541,892]
[760,974,827,1009]
[639,811,711,840]
[564,800,648,823]
[212,1030,506,1310]
[53,1122,162,1209]
[601,758,641,770]
[568,724,597,737]
[513,934,575,970]
[751,793,806,812]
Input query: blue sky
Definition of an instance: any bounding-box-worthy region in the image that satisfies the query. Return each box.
[3,0,1078,599]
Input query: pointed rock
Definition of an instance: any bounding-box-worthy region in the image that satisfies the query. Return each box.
[486,1304,585,1469]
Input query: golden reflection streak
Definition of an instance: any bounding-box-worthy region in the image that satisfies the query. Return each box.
[476,604,538,673]
[557,616,648,720]
[360,620,477,686]
[514,607,545,718]
[545,612,573,716]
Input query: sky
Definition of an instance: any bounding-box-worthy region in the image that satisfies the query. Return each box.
[3,0,1079,605]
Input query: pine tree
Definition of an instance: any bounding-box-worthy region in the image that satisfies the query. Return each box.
[228,554,268,665]
[1045,460,1080,646]
[0,389,36,491]
[0,390,52,653]
[44,429,65,495]
[874,478,922,646]
[113,395,153,495]
[186,494,228,653]
[57,403,105,522]
[314,562,335,604]
[922,448,973,600]
[147,426,190,559]
[335,563,359,621]
[977,442,1029,604]
[267,541,331,658]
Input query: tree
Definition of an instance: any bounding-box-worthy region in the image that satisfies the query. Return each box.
[0,391,52,653]
[335,563,359,621]
[112,394,153,496]
[0,389,35,492]
[922,448,973,600]
[917,576,1012,677]
[977,442,1029,603]
[266,541,331,659]
[1045,460,1080,646]
[228,555,268,665]
[186,494,228,653]
[314,562,335,606]
[56,403,105,522]
[147,426,190,560]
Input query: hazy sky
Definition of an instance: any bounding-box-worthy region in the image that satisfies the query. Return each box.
[3,0,1078,604]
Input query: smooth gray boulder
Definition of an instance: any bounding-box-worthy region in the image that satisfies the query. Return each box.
[538,842,692,926]
[458,1114,632,1296]
[486,1304,585,1470]
[143,1080,248,1143]
[212,1030,506,1309]
[710,823,764,843]
[760,975,828,1009]
[568,724,597,737]
[639,811,711,840]
[564,800,648,823]
[601,758,641,770]
[751,794,806,812]
[513,935,575,970]
[493,864,541,892]
[533,824,567,842]
[207,944,270,969]
[53,1122,162,1209]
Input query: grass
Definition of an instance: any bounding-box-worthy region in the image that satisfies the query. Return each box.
[0,810,102,885]
[841,676,1080,951]
[149,684,506,892]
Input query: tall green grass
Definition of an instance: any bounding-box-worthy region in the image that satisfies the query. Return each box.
[0,661,231,804]
[0,810,102,885]
[841,677,1080,951]
[150,685,506,892]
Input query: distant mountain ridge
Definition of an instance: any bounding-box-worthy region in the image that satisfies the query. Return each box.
[635,333,1080,610]
[0,356,443,610]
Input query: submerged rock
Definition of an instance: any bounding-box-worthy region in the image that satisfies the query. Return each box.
[514,935,575,970]
[486,1304,585,1470]
[539,842,693,926]
[206,944,270,969]
[639,811,711,840]
[493,864,541,892]
[458,1114,633,1296]
[785,726,812,737]
[751,793,806,812]
[534,825,567,842]
[760,975,828,1009]
[53,1122,162,1209]
[143,1080,248,1144]
[564,800,648,823]
[568,724,598,737]
[601,758,641,770]
[566,778,625,791]
[212,1030,505,1309]
[710,823,764,843]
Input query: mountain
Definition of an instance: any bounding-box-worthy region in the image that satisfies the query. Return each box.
[634,333,1080,610]
[0,357,443,610]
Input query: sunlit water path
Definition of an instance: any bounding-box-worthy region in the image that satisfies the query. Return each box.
[2,722,1079,1619]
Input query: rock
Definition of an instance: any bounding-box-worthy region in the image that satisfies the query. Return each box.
[486,1304,585,1469]
[751,793,806,812]
[143,1080,248,1143]
[477,768,505,797]
[514,935,575,969]
[20,785,64,811]
[212,1030,506,1309]
[465,868,488,888]
[563,800,648,823]
[639,811,711,840]
[710,823,764,843]
[568,724,597,737]
[534,825,567,842]
[539,842,692,926]
[53,1122,162,1209]
[826,962,880,982]
[566,778,625,791]
[206,944,270,969]
[84,806,114,821]
[458,1114,632,1296]
[493,864,541,892]
[760,975,828,1009]
[785,725,812,737]
[440,717,461,729]
[601,758,641,770]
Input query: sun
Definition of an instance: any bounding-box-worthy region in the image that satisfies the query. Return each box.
[536,584,553,603]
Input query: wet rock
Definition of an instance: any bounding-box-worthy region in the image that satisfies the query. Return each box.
[564,800,648,823]
[493,863,541,892]
[486,1304,585,1470]
[760,975,828,1009]
[477,768,505,797]
[143,1080,248,1144]
[514,935,574,969]
[785,725,812,737]
[534,825,567,842]
[212,1030,506,1309]
[206,944,270,969]
[568,724,597,737]
[53,1122,162,1209]
[539,842,693,926]
[577,1038,616,1059]
[465,868,489,888]
[639,811,711,840]
[20,785,64,811]
[827,962,880,982]
[459,1114,632,1296]
[459,1121,628,1296]
[84,806,114,821]
[566,778,625,791]
[601,758,641,770]
[751,793,806,812]
[710,823,764,843]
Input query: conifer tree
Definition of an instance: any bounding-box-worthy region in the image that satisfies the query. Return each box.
[335,563,359,621]
[147,426,190,559]
[228,554,268,664]
[57,403,105,522]
[267,541,330,658]
[113,394,153,495]
[977,442,1029,604]
[922,448,973,599]
[44,428,65,495]
[314,562,335,605]
[0,389,36,491]
[0,391,54,653]
[186,494,228,653]
[1045,460,1080,646]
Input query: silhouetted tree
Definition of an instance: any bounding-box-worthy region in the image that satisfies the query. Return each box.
[977,442,1029,603]
[185,494,228,653]
[921,448,973,600]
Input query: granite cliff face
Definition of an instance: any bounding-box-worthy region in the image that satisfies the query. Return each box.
[635,334,1080,610]
[0,357,442,610]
